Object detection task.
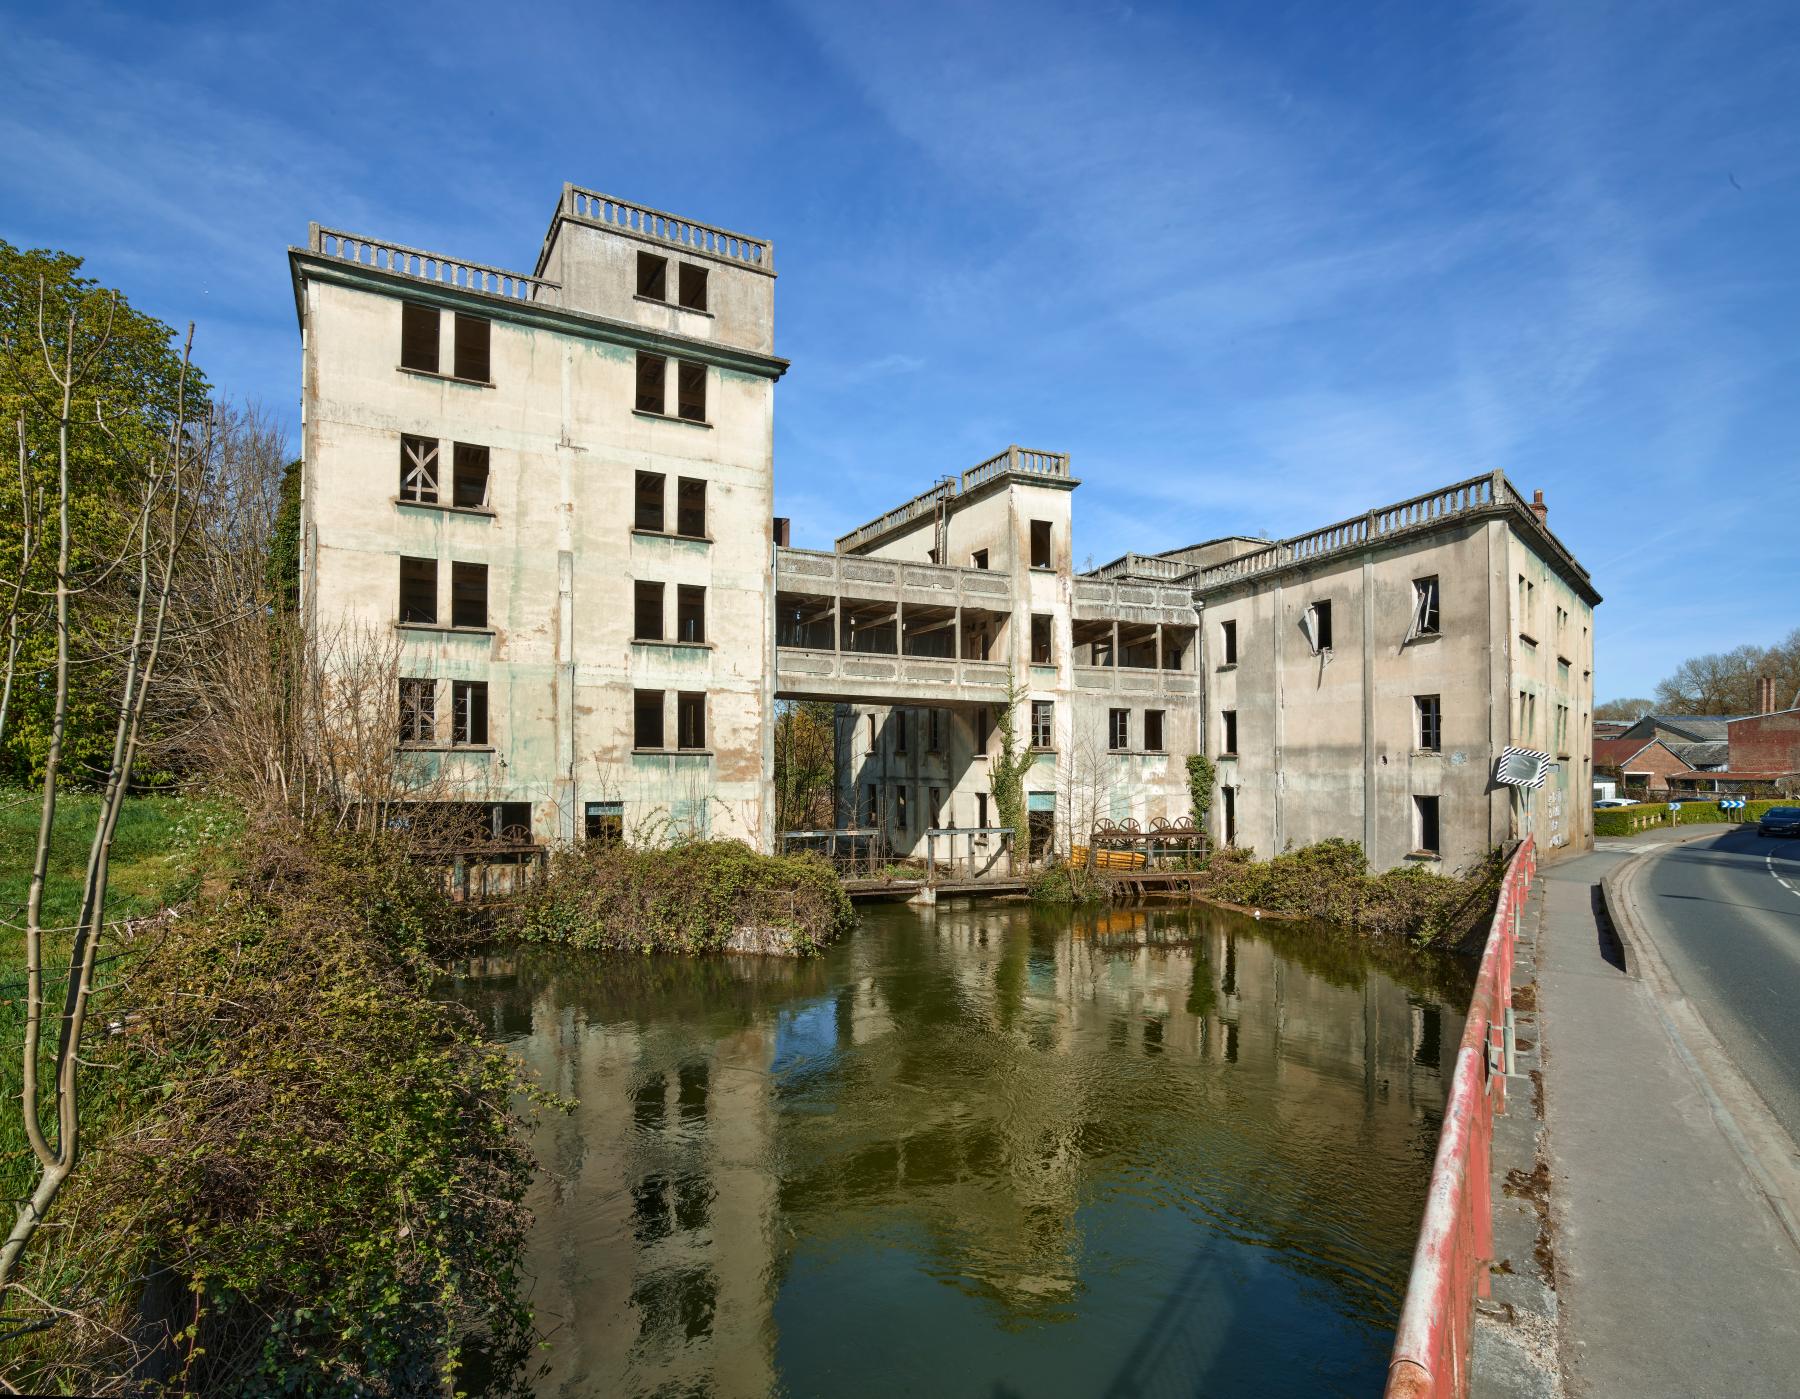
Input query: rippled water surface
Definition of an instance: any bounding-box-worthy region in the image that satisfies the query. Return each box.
[451,901,1472,1399]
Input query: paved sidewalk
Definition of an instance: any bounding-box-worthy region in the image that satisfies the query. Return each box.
[1533,835,1800,1398]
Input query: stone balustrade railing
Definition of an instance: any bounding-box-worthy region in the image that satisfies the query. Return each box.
[1085,552,1198,583]
[777,546,1011,605]
[961,445,1070,493]
[562,185,774,273]
[832,480,959,555]
[308,225,560,303]
[835,447,1072,553]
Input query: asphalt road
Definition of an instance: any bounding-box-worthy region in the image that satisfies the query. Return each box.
[1633,825,1800,1140]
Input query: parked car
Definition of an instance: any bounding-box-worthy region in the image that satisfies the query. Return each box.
[1758,806,1800,837]
[1594,797,1641,809]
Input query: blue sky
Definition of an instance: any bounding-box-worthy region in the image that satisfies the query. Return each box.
[3,0,1796,700]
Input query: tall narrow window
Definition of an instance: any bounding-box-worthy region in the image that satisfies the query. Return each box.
[400,303,439,373]
[895,787,909,833]
[635,471,665,531]
[1109,708,1130,752]
[677,361,706,422]
[1410,576,1441,640]
[1030,520,1053,569]
[1414,796,1441,855]
[894,711,908,754]
[677,692,706,750]
[678,263,708,311]
[399,677,435,743]
[399,557,437,624]
[867,713,876,750]
[1221,619,1238,665]
[1031,700,1054,750]
[1223,786,1237,845]
[1031,615,1053,665]
[677,478,707,538]
[676,586,705,643]
[452,444,490,509]
[634,690,664,750]
[1416,694,1442,752]
[865,785,878,829]
[1221,709,1238,755]
[928,787,943,828]
[975,706,992,748]
[928,709,942,753]
[453,314,490,382]
[585,801,624,845]
[451,562,488,628]
[634,581,664,641]
[452,680,489,745]
[399,435,439,503]
[636,353,666,415]
[1144,709,1165,751]
[637,251,668,300]
[1312,600,1334,651]
[976,792,989,828]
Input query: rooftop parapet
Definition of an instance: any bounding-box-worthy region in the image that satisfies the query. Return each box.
[836,445,1072,554]
[542,184,774,276]
[307,225,560,304]
[1084,552,1197,583]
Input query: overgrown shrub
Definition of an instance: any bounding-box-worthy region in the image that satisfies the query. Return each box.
[1028,860,1110,905]
[1593,799,1785,835]
[512,839,854,957]
[11,825,540,1397]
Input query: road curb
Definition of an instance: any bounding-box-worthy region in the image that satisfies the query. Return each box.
[1596,829,1717,980]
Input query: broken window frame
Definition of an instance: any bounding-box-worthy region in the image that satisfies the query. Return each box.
[676,478,707,538]
[676,585,706,644]
[678,262,708,312]
[637,251,668,301]
[676,691,707,750]
[1408,576,1441,642]
[399,435,440,504]
[634,690,665,750]
[453,314,490,383]
[1416,694,1442,752]
[635,471,666,532]
[636,353,666,415]
[676,361,706,423]
[399,677,436,744]
[452,443,491,510]
[1109,708,1130,752]
[1031,700,1054,751]
[450,562,488,629]
[400,303,439,374]
[1302,599,1334,654]
[634,581,665,641]
[399,556,438,624]
[452,680,489,746]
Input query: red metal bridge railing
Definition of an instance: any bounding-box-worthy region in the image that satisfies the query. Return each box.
[1384,835,1537,1399]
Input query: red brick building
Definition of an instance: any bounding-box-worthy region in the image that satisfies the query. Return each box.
[1593,738,1690,797]
[1723,707,1800,794]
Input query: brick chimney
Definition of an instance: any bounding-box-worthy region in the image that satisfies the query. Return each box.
[1530,489,1548,524]
[1759,675,1777,714]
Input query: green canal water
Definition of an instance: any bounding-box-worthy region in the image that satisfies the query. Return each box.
[450,900,1473,1399]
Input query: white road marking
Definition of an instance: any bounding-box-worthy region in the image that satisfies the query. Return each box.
[1769,850,1800,901]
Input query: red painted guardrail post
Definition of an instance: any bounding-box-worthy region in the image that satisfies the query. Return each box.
[1383,835,1536,1399]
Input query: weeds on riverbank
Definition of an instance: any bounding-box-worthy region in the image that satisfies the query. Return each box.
[513,839,855,956]
[1028,861,1111,905]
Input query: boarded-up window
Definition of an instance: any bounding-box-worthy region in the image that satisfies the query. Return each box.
[677,586,705,643]
[636,353,666,414]
[1030,520,1053,569]
[452,680,489,745]
[678,263,708,311]
[399,557,437,624]
[635,471,665,531]
[453,444,489,509]
[677,361,706,422]
[634,690,664,749]
[634,581,664,641]
[677,478,706,537]
[399,677,435,742]
[400,303,439,373]
[450,561,487,628]
[453,314,490,382]
[677,691,706,749]
[400,435,439,503]
[637,251,668,300]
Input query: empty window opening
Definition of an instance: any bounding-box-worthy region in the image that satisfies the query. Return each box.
[1416,694,1442,752]
[1109,708,1130,752]
[1410,576,1441,640]
[677,361,706,422]
[1027,792,1055,860]
[895,786,909,832]
[1305,599,1334,652]
[1145,709,1165,752]
[1221,619,1238,665]
[636,353,666,415]
[451,562,488,629]
[453,443,490,509]
[400,435,439,503]
[971,549,989,570]
[637,251,668,301]
[928,787,944,829]
[1221,709,1238,755]
[975,706,992,749]
[634,690,665,750]
[585,801,624,845]
[928,709,942,753]
[1223,786,1237,845]
[400,303,439,374]
[678,263,708,311]
[635,471,665,531]
[634,581,664,641]
[453,314,490,382]
[399,677,435,743]
[677,692,706,750]
[1031,614,1053,665]
[453,680,489,745]
[976,792,990,827]
[1030,520,1053,569]
[865,785,879,829]
[1414,796,1441,855]
[399,557,437,624]
[867,713,876,750]
[1162,628,1189,671]
[1119,624,1159,669]
[676,478,707,538]
[1031,700,1054,750]
[677,586,706,643]
[894,711,909,754]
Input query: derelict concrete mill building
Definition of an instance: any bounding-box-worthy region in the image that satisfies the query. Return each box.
[288,184,1598,872]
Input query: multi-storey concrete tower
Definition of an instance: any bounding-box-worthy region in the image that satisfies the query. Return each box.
[290,187,787,845]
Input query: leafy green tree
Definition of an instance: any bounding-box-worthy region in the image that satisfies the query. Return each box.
[0,241,209,783]
[773,699,837,832]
